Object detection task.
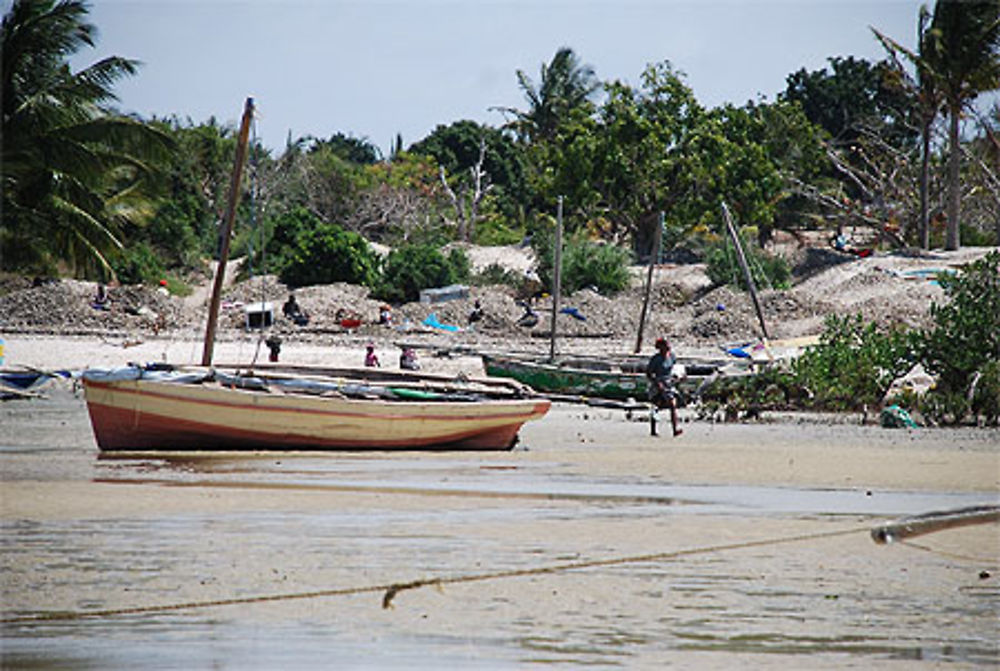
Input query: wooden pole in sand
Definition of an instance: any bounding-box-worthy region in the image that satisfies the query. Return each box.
[202,97,255,366]
[871,505,1000,544]
[549,196,564,362]
[634,211,664,354]
[721,202,770,342]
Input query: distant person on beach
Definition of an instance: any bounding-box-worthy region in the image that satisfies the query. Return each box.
[282,293,310,326]
[399,347,419,370]
[646,337,682,437]
[364,342,380,368]
[91,284,110,311]
[468,300,483,325]
[378,305,393,326]
[515,300,538,328]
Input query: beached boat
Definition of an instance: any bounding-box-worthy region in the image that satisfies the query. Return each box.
[80,99,549,451]
[481,353,721,402]
[82,364,550,451]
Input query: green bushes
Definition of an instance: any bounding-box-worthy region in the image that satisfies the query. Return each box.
[698,366,809,420]
[374,244,470,303]
[279,222,380,288]
[533,231,631,294]
[704,235,790,290]
[701,252,999,426]
[792,314,917,412]
[916,252,1000,425]
[111,243,166,286]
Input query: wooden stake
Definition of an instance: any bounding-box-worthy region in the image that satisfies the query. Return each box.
[721,202,769,341]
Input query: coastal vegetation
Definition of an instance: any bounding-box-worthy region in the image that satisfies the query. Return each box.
[4,0,997,289]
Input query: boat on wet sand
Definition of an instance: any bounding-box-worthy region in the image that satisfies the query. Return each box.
[80,98,549,452]
[82,364,550,451]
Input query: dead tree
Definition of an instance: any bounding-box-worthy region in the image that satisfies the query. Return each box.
[439,137,493,241]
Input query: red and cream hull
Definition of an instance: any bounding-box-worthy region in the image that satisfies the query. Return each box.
[82,377,550,451]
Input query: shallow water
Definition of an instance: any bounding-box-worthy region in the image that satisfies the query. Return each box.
[2,389,998,669]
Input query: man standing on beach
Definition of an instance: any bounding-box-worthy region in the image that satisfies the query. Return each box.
[647,337,682,437]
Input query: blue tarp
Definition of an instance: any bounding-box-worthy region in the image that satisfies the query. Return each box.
[423,313,460,332]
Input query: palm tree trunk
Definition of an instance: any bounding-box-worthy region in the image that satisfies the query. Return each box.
[920,118,931,250]
[945,104,961,250]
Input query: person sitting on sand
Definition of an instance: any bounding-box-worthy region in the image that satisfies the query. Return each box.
[378,305,393,326]
[399,347,419,370]
[364,342,380,368]
[282,292,310,326]
[515,300,538,328]
[91,284,110,311]
[646,337,682,437]
[468,300,483,325]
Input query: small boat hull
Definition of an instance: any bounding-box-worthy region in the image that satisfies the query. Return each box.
[483,355,648,400]
[82,374,550,451]
[482,354,721,402]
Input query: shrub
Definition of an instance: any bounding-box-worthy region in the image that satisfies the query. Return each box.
[698,366,808,419]
[279,222,380,288]
[375,244,470,303]
[533,231,631,295]
[111,243,166,286]
[918,251,1000,424]
[472,262,522,288]
[792,313,917,411]
[704,235,790,290]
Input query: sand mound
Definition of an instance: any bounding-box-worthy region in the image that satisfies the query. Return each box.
[2,245,994,353]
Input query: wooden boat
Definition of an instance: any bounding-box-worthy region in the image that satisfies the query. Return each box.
[80,99,550,451]
[481,353,721,402]
[82,364,550,451]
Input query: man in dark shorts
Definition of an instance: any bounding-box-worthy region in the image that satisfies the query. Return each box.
[646,337,683,437]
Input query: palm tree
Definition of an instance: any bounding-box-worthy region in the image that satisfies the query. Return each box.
[873,6,944,249]
[505,47,601,143]
[926,0,1000,250]
[1,0,170,277]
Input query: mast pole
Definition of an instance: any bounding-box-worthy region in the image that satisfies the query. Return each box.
[721,202,770,341]
[634,211,663,354]
[202,98,255,366]
[548,196,564,362]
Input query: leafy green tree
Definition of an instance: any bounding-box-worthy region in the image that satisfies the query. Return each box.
[1,0,171,278]
[375,243,469,303]
[924,0,1000,249]
[279,219,379,288]
[782,56,918,152]
[542,63,784,257]
[307,132,381,165]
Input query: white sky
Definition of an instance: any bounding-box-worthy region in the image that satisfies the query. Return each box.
[60,0,926,154]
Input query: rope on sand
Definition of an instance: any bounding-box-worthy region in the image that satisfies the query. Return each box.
[2,526,862,624]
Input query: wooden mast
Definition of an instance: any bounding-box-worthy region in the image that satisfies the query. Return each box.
[721,202,770,341]
[634,211,663,354]
[201,97,255,366]
[548,196,564,362]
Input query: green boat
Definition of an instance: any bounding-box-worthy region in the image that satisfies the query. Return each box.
[481,354,719,402]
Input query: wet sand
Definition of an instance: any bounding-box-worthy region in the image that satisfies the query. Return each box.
[1,338,999,668]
